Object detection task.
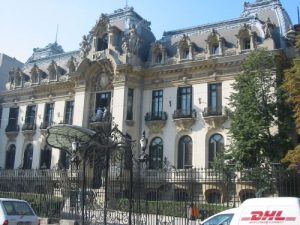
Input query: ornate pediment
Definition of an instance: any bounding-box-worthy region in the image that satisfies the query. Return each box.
[177,34,192,48]
[90,14,110,37]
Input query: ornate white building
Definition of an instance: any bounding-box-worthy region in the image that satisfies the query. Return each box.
[0,0,297,170]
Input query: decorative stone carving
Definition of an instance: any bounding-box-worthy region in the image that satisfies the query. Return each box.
[67,56,76,73]
[121,24,141,56]
[128,24,140,54]
[263,18,275,39]
[80,35,91,59]
[48,61,57,80]
[91,14,110,37]
[285,25,297,47]
[173,118,196,132]
[203,107,228,130]
[145,120,166,134]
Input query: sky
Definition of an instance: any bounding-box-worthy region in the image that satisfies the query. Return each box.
[0,0,299,63]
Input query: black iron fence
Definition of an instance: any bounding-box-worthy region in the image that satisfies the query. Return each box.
[0,166,299,225]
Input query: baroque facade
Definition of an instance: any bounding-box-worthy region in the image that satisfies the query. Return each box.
[0,0,297,171]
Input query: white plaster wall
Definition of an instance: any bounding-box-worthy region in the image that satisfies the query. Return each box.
[112,86,126,131]
[0,107,9,168]
[73,92,85,126]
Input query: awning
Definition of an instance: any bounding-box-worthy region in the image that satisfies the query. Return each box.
[46,124,96,153]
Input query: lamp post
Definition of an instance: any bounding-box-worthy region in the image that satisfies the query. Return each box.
[136,131,148,219]
[139,131,149,165]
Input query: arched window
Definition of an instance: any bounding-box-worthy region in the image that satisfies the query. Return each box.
[178,136,193,169]
[149,137,163,169]
[40,145,52,169]
[208,134,224,168]
[207,191,221,203]
[23,144,33,169]
[5,144,16,169]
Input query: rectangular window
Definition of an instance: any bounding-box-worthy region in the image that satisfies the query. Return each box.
[244,38,251,50]
[152,90,163,119]
[126,88,134,120]
[95,92,111,112]
[64,101,74,125]
[6,107,19,132]
[177,86,192,116]
[25,105,37,125]
[208,83,222,115]
[0,107,2,128]
[44,103,54,126]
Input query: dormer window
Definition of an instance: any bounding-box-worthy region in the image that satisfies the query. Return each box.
[236,24,257,53]
[182,48,189,59]
[151,42,166,65]
[206,29,224,57]
[177,35,194,61]
[212,44,219,55]
[243,38,251,50]
[97,33,108,51]
[15,75,21,87]
[156,52,163,63]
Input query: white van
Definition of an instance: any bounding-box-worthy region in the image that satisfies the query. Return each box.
[200,197,300,225]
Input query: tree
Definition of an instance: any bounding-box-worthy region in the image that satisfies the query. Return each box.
[227,49,292,169]
[282,36,300,169]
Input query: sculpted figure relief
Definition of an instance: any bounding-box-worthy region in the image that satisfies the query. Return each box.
[80,35,91,59]
[128,24,140,54]
[263,18,274,39]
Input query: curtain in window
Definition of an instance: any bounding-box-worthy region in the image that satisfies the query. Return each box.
[149,137,163,169]
[23,144,33,169]
[177,136,193,169]
[208,134,224,168]
[5,144,16,169]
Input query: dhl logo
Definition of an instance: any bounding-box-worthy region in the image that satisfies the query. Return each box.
[241,211,296,221]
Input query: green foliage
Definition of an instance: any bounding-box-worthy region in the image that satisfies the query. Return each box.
[282,36,300,169]
[228,49,292,169]
[116,198,229,219]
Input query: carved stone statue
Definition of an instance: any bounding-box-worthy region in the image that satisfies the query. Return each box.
[263,18,275,39]
[128,24,140,54]
[285,25,297,47]
[79,35,91,59]
[122,37,129,54]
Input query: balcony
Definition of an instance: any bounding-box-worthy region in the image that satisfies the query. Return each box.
[144,112,167,134]
[172,109,197,132]
[89,111,112,130]
[5,124,19,133]
[22,122,37,136]
[22,122,36,131]
[202,106,228,129]
[5,124,20,139]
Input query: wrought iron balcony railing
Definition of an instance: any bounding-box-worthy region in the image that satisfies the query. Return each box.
[5,124,19,132]
[172,109,197,119]
[22,122,36,131]
[89,111,112,123]
[145,111,168,121]
[203,106,227,117]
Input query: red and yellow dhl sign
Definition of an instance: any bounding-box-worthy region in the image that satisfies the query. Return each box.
[241,211,296,222]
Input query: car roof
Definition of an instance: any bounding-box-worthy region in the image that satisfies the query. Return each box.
[0,198,27,202]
